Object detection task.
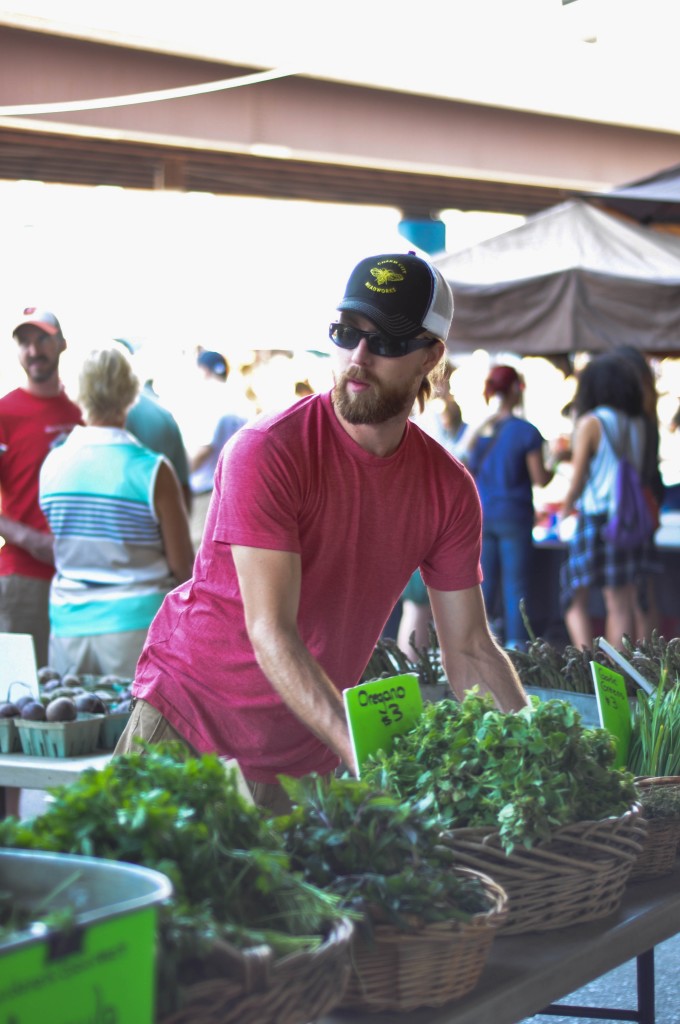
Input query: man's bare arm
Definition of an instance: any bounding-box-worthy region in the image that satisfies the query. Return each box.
[429,584,530,711]
[231,544,357,774]
[0,514,54,565]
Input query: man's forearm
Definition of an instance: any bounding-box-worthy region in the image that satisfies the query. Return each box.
[0,515,55,565]
[248,622,357,773]
[443,639,530,712]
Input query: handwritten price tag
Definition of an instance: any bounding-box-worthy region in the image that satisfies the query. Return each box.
[591,661,632,769]
[343,673,423,777]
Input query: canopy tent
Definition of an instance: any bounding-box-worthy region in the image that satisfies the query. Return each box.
[436,200,680,357]
[585,163,680,226]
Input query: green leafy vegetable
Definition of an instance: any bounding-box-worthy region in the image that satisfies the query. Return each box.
[273,774,491,934]
[0,742,345,1016]
[360,692,637,854]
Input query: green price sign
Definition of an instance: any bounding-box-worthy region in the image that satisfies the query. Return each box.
[0,907,158,1024]
[343,673,423,777]
[591,661,632,769]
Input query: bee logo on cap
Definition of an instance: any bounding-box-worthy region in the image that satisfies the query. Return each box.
[370,266,405,288]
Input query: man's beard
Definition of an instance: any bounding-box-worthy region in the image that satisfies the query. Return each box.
[333,369,419,425]
[25,358,57,383]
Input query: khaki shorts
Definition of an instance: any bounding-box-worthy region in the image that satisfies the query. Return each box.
[113,698,296,815]
[113,698,196,755]
[0,575,50,668]
[49,629,149,679]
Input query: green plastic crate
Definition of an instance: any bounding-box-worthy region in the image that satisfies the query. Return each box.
[15,712,104,757]
[0,849,172,1024]
[0,717,20,754]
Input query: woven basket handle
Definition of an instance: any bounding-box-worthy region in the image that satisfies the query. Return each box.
[205,938,273,992]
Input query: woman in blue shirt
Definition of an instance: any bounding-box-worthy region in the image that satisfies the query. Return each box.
[458,365,553,650]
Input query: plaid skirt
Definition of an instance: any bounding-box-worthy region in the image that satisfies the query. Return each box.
[560,513,659,614]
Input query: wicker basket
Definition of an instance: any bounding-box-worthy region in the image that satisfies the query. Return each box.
[158,917,354,1024]
[441,805,646,936]
[630,777,680,882]
[338,868,508,1013]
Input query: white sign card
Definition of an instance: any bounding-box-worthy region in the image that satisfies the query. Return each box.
[0,632,39,702]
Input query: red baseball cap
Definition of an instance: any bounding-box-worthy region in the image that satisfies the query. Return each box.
[13,308,62,337]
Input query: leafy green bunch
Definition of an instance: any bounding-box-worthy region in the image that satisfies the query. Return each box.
[273,775,491,932]
[0,743,345,1014]
[361,692,638,854]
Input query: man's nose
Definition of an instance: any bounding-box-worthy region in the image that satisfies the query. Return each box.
[349,337,372,364]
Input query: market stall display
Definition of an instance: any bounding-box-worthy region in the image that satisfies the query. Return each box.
[2,630,679,1019]
[0,669,134,756]
[360,692,646,934]
[274,775,508,1012]
[0,743,354,1023]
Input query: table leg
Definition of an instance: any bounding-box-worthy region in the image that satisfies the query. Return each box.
[538,948,656,1022]
[637,948,655,1024]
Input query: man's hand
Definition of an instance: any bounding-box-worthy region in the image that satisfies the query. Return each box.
[430,584,530,712]
[0,515,54,565]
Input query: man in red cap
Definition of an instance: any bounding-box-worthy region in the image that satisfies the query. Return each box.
[0,308,82,668]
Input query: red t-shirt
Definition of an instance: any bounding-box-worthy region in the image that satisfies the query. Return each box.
[134,391,482,782]
[0,387,83,580]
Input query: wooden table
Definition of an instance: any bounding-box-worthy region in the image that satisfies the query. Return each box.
[320,865,680,1024]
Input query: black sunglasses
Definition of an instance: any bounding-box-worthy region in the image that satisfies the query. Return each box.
[328,322,437,359]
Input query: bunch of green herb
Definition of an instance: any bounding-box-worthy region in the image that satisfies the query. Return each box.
[0,743,345,1015]
[273,774,491,934]
[627,685,680,777]
[360,692,637,854]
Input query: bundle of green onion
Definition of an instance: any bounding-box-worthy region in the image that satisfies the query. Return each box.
[627,685,680,778]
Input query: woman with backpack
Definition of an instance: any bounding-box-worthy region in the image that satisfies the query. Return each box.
[559,351,652,651]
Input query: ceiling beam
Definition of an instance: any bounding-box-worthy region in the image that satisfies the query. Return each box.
[1,24,678,216]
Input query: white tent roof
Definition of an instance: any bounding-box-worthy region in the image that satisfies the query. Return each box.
[439,200,680,285]
[435,200,680,355]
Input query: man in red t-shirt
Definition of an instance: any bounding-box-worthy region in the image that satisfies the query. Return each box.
[0,308,83,667]
[116,253,529,814]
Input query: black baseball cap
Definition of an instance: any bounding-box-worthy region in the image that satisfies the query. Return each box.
[336,252,453,343]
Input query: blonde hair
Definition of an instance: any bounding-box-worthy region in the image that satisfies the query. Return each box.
[415,338,447,414]
[78,347,139,423]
